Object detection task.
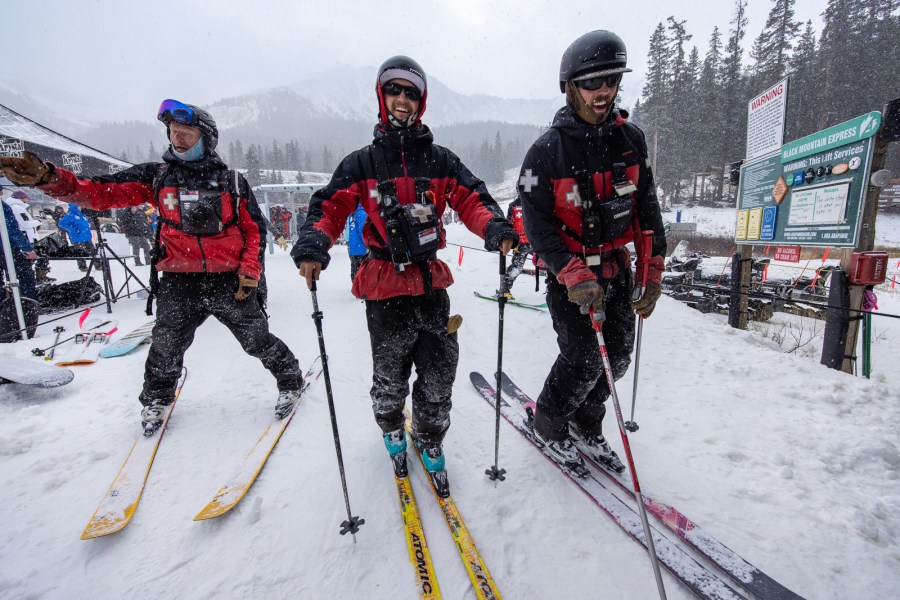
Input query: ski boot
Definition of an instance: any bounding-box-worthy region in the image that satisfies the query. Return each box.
[533,428,589,478]
[383,429,408,477]
[275,389,302,420]
[415,439,450,499]
[569,423,625,473]
[140,402,168,437]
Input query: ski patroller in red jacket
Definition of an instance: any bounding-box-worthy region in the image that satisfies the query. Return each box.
[291,123,518,301]
[518,106,666,285]
[38,152,265,279]
[506,197,528,244]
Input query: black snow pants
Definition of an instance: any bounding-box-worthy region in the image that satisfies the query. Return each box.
[139,272,302,405]
[365,290,459,444]
[534,270,636,441]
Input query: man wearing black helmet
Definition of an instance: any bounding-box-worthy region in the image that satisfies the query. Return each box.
[518,31,666,473]
[0,100,303,436]
[292,56,518,498]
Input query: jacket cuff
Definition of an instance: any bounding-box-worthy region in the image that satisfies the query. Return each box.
[636,255,665,285]
[556,256,596,288]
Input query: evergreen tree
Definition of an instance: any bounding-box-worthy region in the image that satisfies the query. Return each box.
[321,146,334,172]
[147,140,158,161]
[233,139,245,169]
[271,139,284,171]
[748,0,802,91]
[785,20,820,141]
[719,0,749,168]
[698,27,725,198]
[244,145,262,188]
[817,0,864,128]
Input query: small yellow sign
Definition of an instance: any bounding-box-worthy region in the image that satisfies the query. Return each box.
[735,210,749,240]
[747,207,763,240]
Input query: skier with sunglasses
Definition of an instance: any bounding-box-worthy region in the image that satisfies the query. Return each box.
[291,55,518,497]
[0,100,303,435]
[517,31,666,472]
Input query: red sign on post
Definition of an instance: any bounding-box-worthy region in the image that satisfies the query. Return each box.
[774,245,802,262]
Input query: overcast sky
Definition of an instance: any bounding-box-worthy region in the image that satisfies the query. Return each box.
[3,0,829,123]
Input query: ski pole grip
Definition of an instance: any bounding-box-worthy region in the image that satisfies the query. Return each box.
[640,230,654,285]
[310,279,317,293]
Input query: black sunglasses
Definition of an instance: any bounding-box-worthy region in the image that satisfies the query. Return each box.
[575,73,623,90]
[382,82,422,101]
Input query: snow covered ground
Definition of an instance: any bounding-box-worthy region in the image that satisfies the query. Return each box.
[1,205,899,599]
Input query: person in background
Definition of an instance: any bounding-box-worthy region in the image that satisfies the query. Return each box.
[3,189,48,283]
[118,205,153,266]
[0,199,39,340]
[498,192,532,297]
[58,204,95,271]
[291,55,518,497]
[518,31,666,473]
[0,99,303,436]
[346,203,367,282]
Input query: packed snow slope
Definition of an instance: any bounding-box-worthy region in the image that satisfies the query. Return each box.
[1,224,898,600]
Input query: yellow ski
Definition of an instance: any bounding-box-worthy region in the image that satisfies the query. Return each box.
[395,472,442,599]
[405,421,502,600]
[194,364,322,521]
[81,368,187,539]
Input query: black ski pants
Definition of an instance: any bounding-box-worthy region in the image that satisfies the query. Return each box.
[139,272,302,405]
[534,272,635,441]
[366,290,458,444]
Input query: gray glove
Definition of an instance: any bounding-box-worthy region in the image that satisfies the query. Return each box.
[567,280,605,317]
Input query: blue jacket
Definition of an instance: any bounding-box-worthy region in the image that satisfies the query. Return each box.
[346,204,367,257]
[58,204,93,243]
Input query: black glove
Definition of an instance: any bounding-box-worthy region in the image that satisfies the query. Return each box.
[631,281,661,318]
[0,151,55,186]
[567,280,605,317]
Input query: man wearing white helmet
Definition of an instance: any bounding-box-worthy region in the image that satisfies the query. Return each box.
[292,56,518,497]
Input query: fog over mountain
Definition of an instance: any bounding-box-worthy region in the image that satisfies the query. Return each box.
[1,66,563,164]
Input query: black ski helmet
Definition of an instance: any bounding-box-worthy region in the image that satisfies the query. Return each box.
[158,101,219,153]
[376,55,428,125]
[559,30,632,93]
[189,105,219,152]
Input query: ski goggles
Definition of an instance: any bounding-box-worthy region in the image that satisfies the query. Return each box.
[574,73,623,90]
[157,99,196,126]
[382,82,422,102]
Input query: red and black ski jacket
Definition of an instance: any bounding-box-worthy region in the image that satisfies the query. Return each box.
[519,106,665,283]
[291,123,518,301]
[39,151,266,279]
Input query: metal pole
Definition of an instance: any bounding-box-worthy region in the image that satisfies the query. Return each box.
[592,313,667,599]
[309,280,364,540]
[486,252,507,482]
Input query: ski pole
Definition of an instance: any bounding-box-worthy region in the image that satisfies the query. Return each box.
[45,326,66,361]
[309,280,364,541]
[486,252,508,482]
[626,230,655,432]
[591,309,667,600]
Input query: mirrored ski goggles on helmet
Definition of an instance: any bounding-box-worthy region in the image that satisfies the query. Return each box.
[574,73,623,90]
[382,82,421,101]
[157,99,196,125]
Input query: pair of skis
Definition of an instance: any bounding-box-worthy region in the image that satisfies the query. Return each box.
[392,420,502,599]
[81,361,322,539]
[471,372,805,600]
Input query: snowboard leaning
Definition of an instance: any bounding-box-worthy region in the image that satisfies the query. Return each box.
[0,356,74,388]
[100,320,155,358]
